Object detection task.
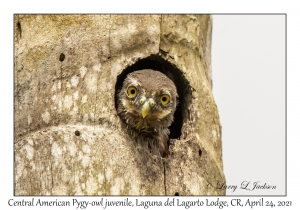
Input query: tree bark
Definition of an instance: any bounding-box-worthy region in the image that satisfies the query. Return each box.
[14,14,225,195]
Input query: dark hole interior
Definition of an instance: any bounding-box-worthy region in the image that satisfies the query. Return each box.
[17,21,22,37]
[174,192,180,196]
[17,21,21,30]
[199,149,202,157]
[59,53,65,62]
[114,55,192,140]
[75,130,80,136]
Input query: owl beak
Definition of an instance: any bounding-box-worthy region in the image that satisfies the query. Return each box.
[141,102,150,118]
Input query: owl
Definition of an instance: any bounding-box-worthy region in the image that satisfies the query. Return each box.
[117,69,178,157]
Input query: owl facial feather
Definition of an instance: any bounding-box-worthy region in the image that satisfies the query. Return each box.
[117,69,178,156]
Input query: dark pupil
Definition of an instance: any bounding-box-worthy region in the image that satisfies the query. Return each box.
[162,97,167,102]
[130,89,135,95]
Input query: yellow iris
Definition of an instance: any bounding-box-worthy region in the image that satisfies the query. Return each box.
[127,86,138,98]
[160,94,170,105]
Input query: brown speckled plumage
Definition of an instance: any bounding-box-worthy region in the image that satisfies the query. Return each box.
[117,69,178,157]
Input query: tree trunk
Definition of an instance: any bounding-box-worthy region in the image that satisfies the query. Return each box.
[14,14,225,195]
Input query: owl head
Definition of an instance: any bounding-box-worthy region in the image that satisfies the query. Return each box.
[117,69,178,135]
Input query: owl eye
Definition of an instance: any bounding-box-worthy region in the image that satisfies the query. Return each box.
[160,94,171,106]
[127,86,138,98]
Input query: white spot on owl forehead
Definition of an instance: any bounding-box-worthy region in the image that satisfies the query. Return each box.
[126,75,140,86]
[162,90,171,95]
